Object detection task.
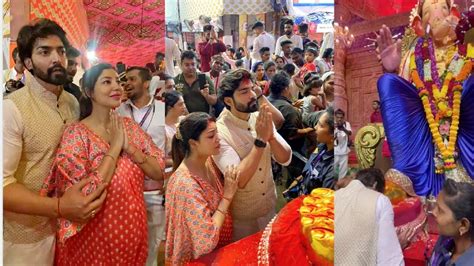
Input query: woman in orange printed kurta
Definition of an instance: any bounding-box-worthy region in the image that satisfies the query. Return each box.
[41,64,165,265]
[165,112,240,265]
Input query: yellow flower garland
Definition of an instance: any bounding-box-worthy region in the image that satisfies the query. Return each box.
[410,43,473,173]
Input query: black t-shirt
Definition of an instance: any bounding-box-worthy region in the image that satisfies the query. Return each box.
[63,82,82,102]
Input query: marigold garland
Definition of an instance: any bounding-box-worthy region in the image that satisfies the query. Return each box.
[410,39,473,174]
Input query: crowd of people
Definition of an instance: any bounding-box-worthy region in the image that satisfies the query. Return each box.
[3,8,474,266]
[2,17,336,266]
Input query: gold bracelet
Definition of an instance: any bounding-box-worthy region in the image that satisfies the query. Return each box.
[131,148,147,164]
[222,196,232,203]
[103,154,116,163]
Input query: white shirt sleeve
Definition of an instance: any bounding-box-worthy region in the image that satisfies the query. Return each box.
[251,36,261,62]
[212,134,242,174]
[3,99,24,187]
[274,36,282,57]
[269,35,276,55]
[376,195,405,266]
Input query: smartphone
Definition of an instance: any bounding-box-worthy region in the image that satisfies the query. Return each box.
[198,73,207,89]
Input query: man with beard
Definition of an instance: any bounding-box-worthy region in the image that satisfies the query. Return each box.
[174,50,217,113]
[117,66,166,266]
[197,25,227,72]
[63,46,82,101]
[3,18,106,265]
[275,19,303,57]
[213,68,291,241]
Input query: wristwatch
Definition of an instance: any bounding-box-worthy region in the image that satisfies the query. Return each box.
[254,138,267,148]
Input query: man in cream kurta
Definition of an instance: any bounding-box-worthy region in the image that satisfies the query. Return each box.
[213,68,292,241]
[335,169,404,266]
[3,19,106,265]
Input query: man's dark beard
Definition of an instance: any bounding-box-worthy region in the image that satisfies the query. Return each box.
[285,30,292,36]
[32,62,68,86]
[234,98,258,113]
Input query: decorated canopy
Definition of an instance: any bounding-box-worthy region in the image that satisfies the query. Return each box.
[83,0,165,66]
[27,0,164,66]
[30,0,90,52]
[166,0,274,23]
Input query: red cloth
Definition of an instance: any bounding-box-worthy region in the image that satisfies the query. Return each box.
[403,234,439,266]
[268,197,315,266]
[189,232,262,265]
[190,197,316,265]
[370,110,383,123]
[382,139,392,158]
[299,63,317,80]
[263,80,271,96]
[197,40,227,72]
[42,118,165,265]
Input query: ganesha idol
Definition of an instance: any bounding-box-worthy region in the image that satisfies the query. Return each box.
[376,0,474,197]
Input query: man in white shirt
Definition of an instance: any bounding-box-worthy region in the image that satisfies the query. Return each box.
[334,108,352,179]
[335,168,404,266]
[117,66,166,266]
[275,19,303,56]
[250,21,275,64]
[165,37,181,77]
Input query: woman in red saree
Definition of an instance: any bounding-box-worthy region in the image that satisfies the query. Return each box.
[165,112,240,265]
[41,63,165,265]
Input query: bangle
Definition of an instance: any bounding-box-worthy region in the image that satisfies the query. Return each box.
[103,154,116,163]
[57,197,62,218]
[222,196,232,203]
[132,149,147,164]
[216,208,227,215]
